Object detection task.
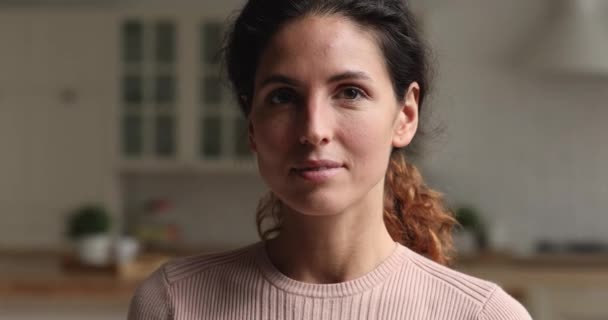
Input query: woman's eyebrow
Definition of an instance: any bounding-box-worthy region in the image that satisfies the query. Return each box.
[327,71,372,83]
[258,70,372,88]
[259,74,301,88]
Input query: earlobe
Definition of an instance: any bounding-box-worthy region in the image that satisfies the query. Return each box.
[392,82,420,148]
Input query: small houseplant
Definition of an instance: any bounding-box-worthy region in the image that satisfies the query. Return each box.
[453,206,487,253]
[66,204,112,266]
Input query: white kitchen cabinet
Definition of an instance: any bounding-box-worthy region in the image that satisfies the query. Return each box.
[0,12,32,224]
[0,2,258,249]
[116,5,256,174]
[459,260,608,320]
[527,286,608,320]
[0,9,120,249]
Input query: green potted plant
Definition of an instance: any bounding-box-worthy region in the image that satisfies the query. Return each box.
[454,206,487,253]
[66,204,112,266]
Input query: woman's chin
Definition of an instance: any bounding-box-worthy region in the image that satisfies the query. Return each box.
[281,196,348,218]
[268,180,354,217]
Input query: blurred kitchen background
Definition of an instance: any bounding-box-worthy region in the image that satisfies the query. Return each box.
[1,0,607,319]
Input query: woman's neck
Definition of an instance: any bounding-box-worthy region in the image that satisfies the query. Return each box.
[264,204,397,284]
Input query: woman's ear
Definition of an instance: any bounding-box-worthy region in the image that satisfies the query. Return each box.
[392,82,420,148]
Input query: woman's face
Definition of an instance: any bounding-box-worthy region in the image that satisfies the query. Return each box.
[249,15,419,217]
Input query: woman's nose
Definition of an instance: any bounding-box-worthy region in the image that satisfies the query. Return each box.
[298,97,333,146]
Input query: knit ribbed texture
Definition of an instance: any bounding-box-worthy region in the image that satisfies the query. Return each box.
[128,242,531,320]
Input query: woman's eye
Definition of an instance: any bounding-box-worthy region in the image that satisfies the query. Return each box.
[337,87,364,100]
[268,88,296,105]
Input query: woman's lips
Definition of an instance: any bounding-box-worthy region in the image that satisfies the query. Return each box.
[291,160,344,182]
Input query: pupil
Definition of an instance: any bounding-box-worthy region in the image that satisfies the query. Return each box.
[274,90,292,104]
[346,89,358,99]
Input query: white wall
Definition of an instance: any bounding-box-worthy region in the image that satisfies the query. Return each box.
[419,0,608,254]
[123,173,265,249]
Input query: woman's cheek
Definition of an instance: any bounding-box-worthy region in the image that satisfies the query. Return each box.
[341,117,385,151]
[341,118,394,177]
[254,115,290,149]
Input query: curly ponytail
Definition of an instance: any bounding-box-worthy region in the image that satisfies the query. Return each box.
[383,151,457,265]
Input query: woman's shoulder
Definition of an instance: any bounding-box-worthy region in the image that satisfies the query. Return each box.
[400,245,532,319]
[159,242,260,286]
[403,246,499,301]
[127,242,261,320]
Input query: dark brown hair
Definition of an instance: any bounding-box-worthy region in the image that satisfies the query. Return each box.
[223,0,457,265]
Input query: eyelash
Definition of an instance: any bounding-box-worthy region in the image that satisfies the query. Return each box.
[336,87,366,100]
[266,86,368,106]
[268,88,297,105]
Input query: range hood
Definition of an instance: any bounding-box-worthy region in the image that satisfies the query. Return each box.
[528,0,608,75]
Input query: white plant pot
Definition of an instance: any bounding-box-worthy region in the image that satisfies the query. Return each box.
[77,234,112,266]
[453,229,478,255]
[113,236,141,265]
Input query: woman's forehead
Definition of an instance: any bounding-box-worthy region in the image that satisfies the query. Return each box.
[255,15,387,86]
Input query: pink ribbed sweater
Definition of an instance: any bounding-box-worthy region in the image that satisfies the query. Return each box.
[128,242,531,320]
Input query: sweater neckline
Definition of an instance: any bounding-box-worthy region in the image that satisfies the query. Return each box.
[254,241,409,298]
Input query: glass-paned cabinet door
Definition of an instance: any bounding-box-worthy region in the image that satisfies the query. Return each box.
[121,19,177,159]
[200,115,222,158]
[199,21,252,161]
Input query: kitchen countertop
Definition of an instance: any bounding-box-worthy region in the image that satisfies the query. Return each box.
[3,249,608,301]
[455,251,608,288]
[0,250,174,302]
